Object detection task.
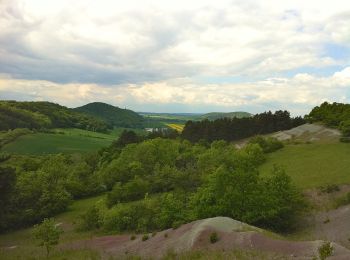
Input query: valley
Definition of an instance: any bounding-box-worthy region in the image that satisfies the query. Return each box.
[0,101,350,259]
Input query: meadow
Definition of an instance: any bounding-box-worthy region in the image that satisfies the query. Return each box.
[1,128,145,155]
[259,142,350,189]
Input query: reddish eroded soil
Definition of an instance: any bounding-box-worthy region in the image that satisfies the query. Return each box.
[300,185,350,248]
[64,217,350,259]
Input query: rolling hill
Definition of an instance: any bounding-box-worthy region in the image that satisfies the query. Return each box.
[75,102,144,128]
[198,111,252,120]
[0,101,108,132]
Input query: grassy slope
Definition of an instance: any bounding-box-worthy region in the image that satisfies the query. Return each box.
[1,128,145,155]
[260,142,350,189]
[0,195,104,259]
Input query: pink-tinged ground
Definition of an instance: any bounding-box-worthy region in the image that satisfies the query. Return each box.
[64,217,350,259]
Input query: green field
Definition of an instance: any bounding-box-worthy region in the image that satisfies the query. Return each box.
[1,128,145,155]
[259,142,350,189]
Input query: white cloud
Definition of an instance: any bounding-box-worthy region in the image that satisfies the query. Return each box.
[1,0,350,113]
[1,0,350,83]
[1,67,349,115]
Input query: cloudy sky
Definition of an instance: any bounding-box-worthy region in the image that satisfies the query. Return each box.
[1,0,350,115]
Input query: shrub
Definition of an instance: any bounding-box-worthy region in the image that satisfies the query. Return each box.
[320,184,340,193]
[209,232,219,244]
[80,205,101,231]
[32,218,63,257]
[248,136,284,153]
[318,242,333,260]
[142,234,149,241]
[334,192,350,208]
[130,235,136,240]
[340,136,350,143]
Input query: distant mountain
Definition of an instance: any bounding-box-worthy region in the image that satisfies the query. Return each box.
[198,112,252,120]
[75,102,144,128]
[0,100,109,132]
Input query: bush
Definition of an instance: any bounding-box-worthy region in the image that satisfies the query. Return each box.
[130,235,136,240]
[339,136,350,143]
[334,192,350,208]
[209,232,219,243]
[142,234,149,241]
[320,184,340,193]
[32,218,63,257]
[79,205,101,231]
[248,136,284,153]
[318,242,333,260]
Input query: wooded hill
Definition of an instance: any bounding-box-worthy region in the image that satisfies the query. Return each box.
[198,111,252,120]
[74,102,144,128]
[0,101,109,132]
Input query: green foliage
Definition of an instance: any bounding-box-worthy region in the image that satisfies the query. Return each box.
[0,101,109,132]
[334,192,350,208]
[191,165,304,231]
[318,242,333,260]
[142,234,149,241]
[182,110,305,143]
[32,218,63,257]
[248,136,284,153]
[74,102,144,128]
[320,184,340,193]
[198,111,252,120]
[0,128,32,148]
[79,205,101,231]
[308,102,350,139]
[106,177,149,207]
[209,232,219,243]
[0,153,104,231]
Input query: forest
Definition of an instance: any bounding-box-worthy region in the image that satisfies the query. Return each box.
[0,126,302,234]
[0,101,109,132]
[182,110,305,142]
[307,101,350,141]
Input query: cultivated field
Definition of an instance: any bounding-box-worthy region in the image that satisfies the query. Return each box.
[1,128,145,155]
[166,123,185,132]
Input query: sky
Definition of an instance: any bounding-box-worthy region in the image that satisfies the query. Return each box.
[0,0,350,115]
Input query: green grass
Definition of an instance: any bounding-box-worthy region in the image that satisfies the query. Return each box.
[0,195,105,259]
[260,142,350,189]
[1,128,145,155]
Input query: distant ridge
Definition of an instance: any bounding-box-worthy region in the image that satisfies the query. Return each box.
[75,102,144,128]
[198,111,252,120]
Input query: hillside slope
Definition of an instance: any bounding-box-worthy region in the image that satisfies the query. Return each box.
[66,217,350,259]
[198,111,252,120]
[75,102,144,128]
[0,101,108,132]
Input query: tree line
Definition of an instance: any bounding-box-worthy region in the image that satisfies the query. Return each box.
[181,110,305,143]
[307,102,350,141]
